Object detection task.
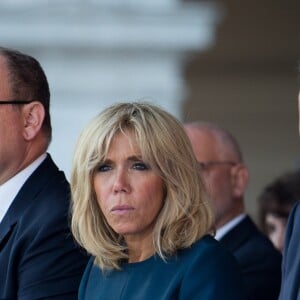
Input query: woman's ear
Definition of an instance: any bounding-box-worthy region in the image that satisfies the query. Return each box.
[22,101,45,141]
[231,164,249,198]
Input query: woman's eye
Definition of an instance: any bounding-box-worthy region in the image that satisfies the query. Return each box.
[132,162,149,171]
[97,164,111,172]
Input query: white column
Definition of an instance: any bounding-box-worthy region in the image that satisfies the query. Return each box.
[0,0,222,176]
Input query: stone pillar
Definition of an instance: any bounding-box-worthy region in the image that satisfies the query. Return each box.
[0,0,221,176]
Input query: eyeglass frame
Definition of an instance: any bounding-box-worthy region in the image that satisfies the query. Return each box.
[198,161,237,171]
[0,100,36,105]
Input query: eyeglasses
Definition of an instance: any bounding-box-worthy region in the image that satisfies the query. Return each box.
[0,100,35,105]
[198,161,237,171]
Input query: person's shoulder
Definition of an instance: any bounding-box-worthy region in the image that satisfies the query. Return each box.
[224,216,282,279]
[178,236,245,299]
[37,156,70,197]
[182,234,236,264]
[191,234,219,251]
[277,202,300,300]
[236,216,281,257]
[290,202,300,232]
[285,201,300,246]
[28,157,70,204]
[19,158,71,230]
[83,257,96,275]
[290,201,300,221]
[181,235,242,282]
[79,257,101,297]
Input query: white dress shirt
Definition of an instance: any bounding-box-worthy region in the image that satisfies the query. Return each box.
[0,153,47,223]
[215,213,247,241]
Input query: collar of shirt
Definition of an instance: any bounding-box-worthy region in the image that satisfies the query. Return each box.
[0,153,47,223]
[215,213,247,241]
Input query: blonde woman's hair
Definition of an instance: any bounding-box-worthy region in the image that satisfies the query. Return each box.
[71,102,213,270]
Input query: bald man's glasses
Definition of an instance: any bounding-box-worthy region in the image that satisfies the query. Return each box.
[0,100,35,105]
[198,161,237,171]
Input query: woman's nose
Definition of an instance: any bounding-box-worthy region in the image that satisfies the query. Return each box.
[113,169,131,193]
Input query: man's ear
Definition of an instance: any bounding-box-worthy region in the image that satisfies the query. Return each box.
[22,101,45,141]
[231,164,249,198]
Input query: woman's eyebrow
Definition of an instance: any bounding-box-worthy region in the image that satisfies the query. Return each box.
[127,155,143,162]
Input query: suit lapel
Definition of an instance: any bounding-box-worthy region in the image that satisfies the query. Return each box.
[0,216,17,250]
[0,154,59,249]
[219,216,257,252]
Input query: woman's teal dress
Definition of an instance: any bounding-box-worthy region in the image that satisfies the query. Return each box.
[79,235,245,299]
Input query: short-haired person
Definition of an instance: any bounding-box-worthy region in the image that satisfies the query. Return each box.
[278,92,300,300]
[0,47,88,299]
[71,102,245,300]
[258,169,300,253]
[184,122,282,300]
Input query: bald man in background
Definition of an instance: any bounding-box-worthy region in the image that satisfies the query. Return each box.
[185,122,281,300]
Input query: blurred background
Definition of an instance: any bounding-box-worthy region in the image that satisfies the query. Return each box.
[0,0,299,222]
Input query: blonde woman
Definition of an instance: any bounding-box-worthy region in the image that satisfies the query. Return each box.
[71,102,245,299]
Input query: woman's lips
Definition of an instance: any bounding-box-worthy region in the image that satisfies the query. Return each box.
[111,205,134,214]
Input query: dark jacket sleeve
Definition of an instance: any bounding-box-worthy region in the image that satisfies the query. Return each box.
[279,202,300,300]
[0,155,89,299]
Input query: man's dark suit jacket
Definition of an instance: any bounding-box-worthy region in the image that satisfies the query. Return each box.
[279,202,300,300]
[219,215,282,300]
[0,155,89,300]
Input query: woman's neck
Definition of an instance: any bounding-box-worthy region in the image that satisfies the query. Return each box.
[125,233,155,263]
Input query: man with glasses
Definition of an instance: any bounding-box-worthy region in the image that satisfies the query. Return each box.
[0,47,88,299]
[184,122,281,300]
